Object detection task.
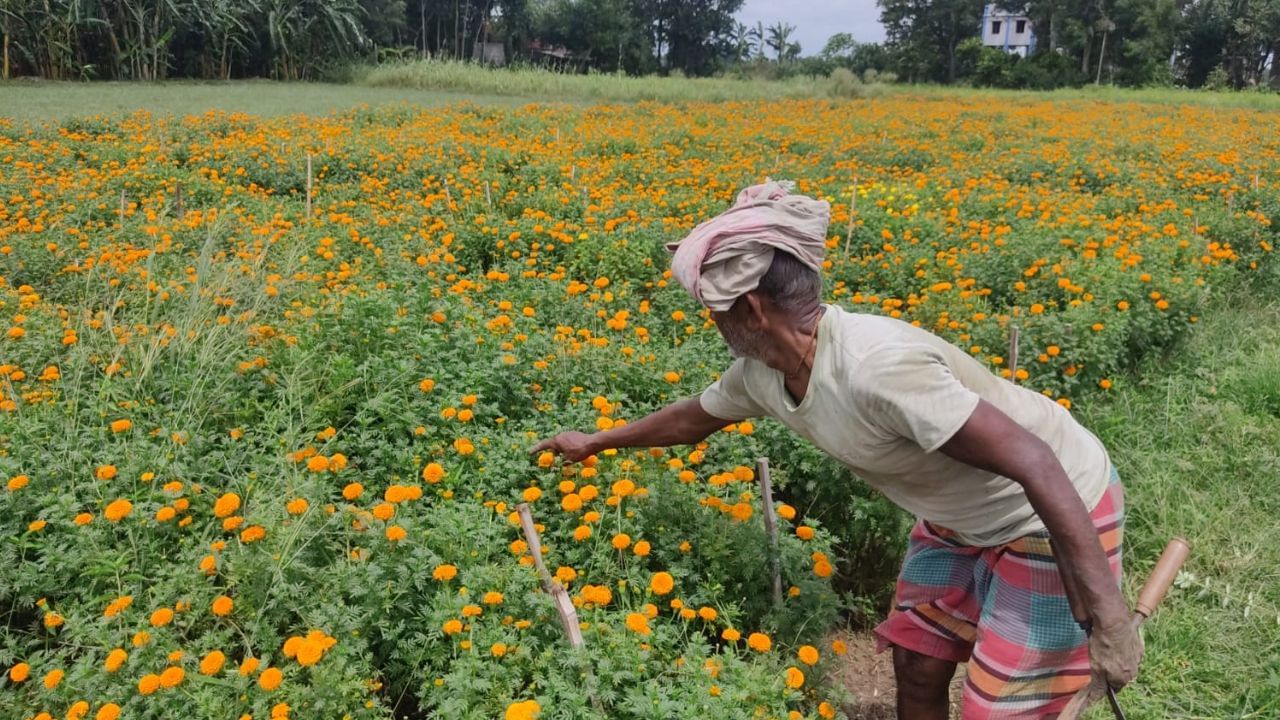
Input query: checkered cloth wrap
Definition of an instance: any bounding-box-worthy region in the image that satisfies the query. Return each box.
[874,466,1124,719]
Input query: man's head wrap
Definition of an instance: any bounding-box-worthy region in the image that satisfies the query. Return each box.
[665,180,830,312]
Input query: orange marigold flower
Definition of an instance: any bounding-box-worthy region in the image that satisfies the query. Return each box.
[96,465,117,480]
[386,525,407,542]
[96,703,121,720]
[200,650,226,675]
[649,571,674,595]
[9,662,30,682]
[159,666,184,688]
[504,700,540,720]
[7,474,30,491]
[258,666,283,691]
[785,666,805,689]
[611,533,631,550]
[432,564,458,581]
[110,419,132,433]
[42,668,63,689]
[104,498,133,522]
[211,595,234,616]
[625,613,651,635]
[213,492,240,518]
[150,608,174,627]
[747,632,772,652]
[138,673,161,695]
[797,645,820,665]
[343,482,364,499]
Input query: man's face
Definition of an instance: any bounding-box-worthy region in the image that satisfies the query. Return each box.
[711,304,769,361]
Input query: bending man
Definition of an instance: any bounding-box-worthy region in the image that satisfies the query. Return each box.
[531,180,1142,719]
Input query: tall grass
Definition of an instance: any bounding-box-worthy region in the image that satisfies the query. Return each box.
[359,58,889,102]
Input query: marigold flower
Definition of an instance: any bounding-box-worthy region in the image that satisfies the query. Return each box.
[104,498,133,522]
[110,419,132,433]
[433,564,458,581]
[8,662,30,682]
[211,595,233,616]
[386,525,407,541]
[138,673,161,695]
[42,668,63,689]
[798,645,820,665]
[784,666,805,689]
[213,492,240,518]
[343,482,365,499]
[442,619,463,635]
[258,666,283,690]
[7,474,29,491]
[200,650,226,675]
[150,608,174,627]
[650,571,674,595]
[96,465,117,480]
[625,613,651,635]
[505,700,540,720]
[96,703,121,720]
[747,632,772,652]
[159,665,184,688]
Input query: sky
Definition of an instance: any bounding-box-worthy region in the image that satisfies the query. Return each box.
[736,0,886,58]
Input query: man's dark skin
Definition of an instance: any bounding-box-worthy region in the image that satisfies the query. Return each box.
[532,291,1141,719]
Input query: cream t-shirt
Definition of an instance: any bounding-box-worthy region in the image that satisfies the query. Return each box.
[699,303,1112,547]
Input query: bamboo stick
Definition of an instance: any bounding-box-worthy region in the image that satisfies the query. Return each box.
[1007,324,1021,384]
[305,153,313,221]
[756,457,783,608]
[516,503,584,649]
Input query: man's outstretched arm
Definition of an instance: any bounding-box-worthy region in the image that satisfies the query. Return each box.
[529,396,733,464]
[937,399,1142,692]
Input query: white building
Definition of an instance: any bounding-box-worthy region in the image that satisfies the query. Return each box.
[981,5,1036,57]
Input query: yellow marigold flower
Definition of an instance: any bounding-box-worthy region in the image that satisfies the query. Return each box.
[522,486,542,502]
[211,595,234,616]
[442,619,463,635]
[505,700,540,720]
[372,502,395,521]
[44,611,64,628]
[418,378,436,392]
[200,650,226,675]
[491,642,507,657]
[483,591,504,605]
[747,632,772,652]
[74,512,93,525]
[28,519,46,532]
[258,666,283,691]
[831,638,848,656]
[721,628,741,642]
[131,631,150,647]
[461,604,483,618]
[649,571,674,595]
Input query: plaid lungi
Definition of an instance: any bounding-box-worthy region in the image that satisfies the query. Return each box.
[874,467,1124,719]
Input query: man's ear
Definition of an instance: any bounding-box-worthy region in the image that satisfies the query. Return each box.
[740,292,769,330]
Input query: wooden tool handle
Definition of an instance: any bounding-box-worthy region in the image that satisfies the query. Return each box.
[1135,537,1190,619]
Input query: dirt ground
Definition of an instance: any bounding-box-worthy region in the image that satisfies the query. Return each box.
[827,629,966,720]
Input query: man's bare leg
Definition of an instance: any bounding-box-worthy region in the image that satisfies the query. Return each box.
[893,645,956,720]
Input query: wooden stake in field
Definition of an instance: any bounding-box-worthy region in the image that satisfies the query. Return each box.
[516,503,584,649]
[484,181,492,209]
[756,457,783,609]
[843,181,858,260]
[305,153,313,222]
[175,183,185,221]
[1007,324,1021,384]
[443,179,454,213]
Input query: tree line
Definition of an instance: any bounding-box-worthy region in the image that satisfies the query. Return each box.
[878,0,1280,89]
[0,0,1275,88]
[0,0,749,81]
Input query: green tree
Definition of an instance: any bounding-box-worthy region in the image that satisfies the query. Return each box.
[880,0,986,82]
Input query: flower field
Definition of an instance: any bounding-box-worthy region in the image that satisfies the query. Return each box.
[0,96,1277,720]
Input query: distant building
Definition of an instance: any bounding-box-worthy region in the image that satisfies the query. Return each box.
[981,4,1035,57]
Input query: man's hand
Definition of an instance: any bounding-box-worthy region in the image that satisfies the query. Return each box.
[1087,615,1144,697]
[529,431,597,464]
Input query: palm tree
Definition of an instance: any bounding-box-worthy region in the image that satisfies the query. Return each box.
[746,19,764,59]
[766,20,794,63]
